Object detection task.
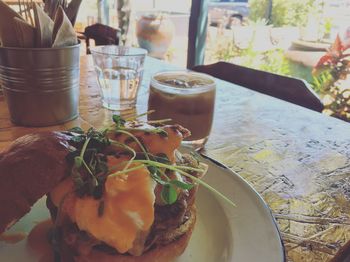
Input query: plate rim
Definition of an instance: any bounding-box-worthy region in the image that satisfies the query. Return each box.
[200,153,286,262]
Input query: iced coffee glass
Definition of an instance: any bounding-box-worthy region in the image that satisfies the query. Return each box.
[148,71,216,149]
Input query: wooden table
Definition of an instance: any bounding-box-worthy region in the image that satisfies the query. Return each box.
[1,56,350,261]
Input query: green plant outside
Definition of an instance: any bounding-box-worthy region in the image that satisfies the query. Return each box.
[212,38,350,121]
[213,40,314,85]
[249,0,317,27]
[209,0,350,121]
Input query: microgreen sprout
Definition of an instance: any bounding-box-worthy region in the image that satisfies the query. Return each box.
[66,113,236,207]
[68,126,85,134]
[109,139,137,172]
[74,137,98,187]
[109,164,146,178]
[131,159,236,207]
[125,110,155,121]
[146,118,172,124]
[161,184,177,204]
[112,115,126,128]
[67,128,110,197]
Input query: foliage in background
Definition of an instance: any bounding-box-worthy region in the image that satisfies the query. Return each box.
[313,35,350,121]
[212,34,350,121]
[323,18,333,39]
[227,48,291,76]
[117,0,131,45]
[249,0,317,27]
[214,39,241,62]
[242,49,289,76]
[311,70,333,94]
[208,0,350,122]
[213,28,292,77]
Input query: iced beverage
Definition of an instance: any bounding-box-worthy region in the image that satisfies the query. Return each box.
[148,71,216,147]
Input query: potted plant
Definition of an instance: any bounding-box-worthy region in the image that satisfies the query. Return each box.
[136,12,175,59]
[313,34,350,121]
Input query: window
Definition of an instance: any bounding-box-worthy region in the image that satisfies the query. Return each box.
[203,0,350,121]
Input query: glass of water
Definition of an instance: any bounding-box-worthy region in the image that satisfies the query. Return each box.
[90,46,147,110]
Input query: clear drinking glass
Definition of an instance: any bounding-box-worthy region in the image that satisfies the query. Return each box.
[148,71,216,149]
[90,46,147,110]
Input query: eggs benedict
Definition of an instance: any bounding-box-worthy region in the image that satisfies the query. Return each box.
[0,116,207,262]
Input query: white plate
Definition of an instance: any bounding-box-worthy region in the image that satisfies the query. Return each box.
[177,153,285,262]
[0,153,285,262]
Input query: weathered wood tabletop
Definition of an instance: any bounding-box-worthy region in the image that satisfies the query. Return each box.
[0,55,350,261]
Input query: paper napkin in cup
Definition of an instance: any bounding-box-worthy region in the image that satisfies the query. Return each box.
[52,6,78,47]
[0,1,26,47]
[13,17,36,48]
[33,3,54,48]
[0,1,78,48]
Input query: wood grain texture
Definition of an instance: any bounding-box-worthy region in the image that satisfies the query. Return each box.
[0,55,349,261]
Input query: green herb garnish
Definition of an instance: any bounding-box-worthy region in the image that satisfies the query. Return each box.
[67,128,110,198]
[170,180,194,190]
[112,115,126,128]
[66,114,236,208]
[68,126,85,134]
[161,184,177,205]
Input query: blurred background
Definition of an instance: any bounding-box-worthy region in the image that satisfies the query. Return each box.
[9,0,347,121]
[74,0,350,70]
[6,0,349,82]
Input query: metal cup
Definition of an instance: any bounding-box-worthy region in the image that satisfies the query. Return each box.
[0,44,80,127]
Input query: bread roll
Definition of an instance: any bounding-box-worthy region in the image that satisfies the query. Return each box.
[0,132,71,233]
